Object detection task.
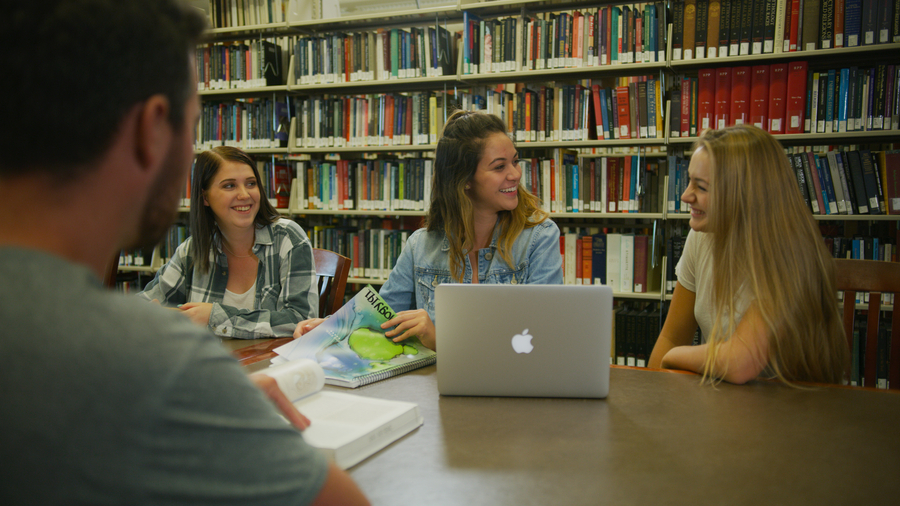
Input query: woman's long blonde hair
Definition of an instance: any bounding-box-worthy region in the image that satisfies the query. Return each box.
[699,125,849,384]
[425,110,548,281]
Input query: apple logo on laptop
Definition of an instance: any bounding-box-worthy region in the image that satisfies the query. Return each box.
[511,329,534,354]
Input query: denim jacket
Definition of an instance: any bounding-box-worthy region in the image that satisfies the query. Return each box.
[379,219,563,323]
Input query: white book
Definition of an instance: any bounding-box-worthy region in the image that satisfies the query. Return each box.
[263,358,423,470]
[620,234,634,293]
[606,233,622,294]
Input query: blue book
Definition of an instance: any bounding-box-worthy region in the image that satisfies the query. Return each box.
[599,88,611,139]
[814,154,836,214]
[647,4,658,62]
[825,69,836,133]
[838,68,850,132]
[591,234,608,285]
[611,7,619,64]
[842,2,860,45]
[572,164,580,212]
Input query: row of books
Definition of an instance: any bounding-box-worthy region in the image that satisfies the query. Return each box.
[790,148,900,215]
[293,92,444,148]
[307,221,419,279]
[613,302,662,367]
[294,158,434,212]
[206,0,290,29]
[292,26,456,85]
[672,0,900,61]
[848,313,893,388]
[196,97,290,150]
[196,38,286,91]
[560,229,664,294]
[461,3,668,75]
[521,151,666,214]
[671,62,899,138]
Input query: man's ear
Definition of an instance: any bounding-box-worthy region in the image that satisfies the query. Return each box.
[135,94,172,173]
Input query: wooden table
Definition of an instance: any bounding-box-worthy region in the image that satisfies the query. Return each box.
[223,339,900,506]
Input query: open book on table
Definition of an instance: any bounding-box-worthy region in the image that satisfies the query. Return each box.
[272,285,436,388]
[262,358,423,469]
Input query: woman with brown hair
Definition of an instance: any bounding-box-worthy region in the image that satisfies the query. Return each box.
[140,146,318,338]
[649,125,849,384]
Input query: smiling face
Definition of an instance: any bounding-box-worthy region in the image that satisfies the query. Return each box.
[203,160,260,232]
[682,146,711,232]
[467,132,521,217]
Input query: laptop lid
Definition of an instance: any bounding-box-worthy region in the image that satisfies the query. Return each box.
[436,284,612,398]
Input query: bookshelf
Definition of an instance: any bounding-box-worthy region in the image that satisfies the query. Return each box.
[129,1,900,311]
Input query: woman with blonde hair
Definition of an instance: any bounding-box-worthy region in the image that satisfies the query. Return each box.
[295,110,563,349]
[648,124,849,384]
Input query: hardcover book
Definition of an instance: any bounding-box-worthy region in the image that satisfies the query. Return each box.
[273,285,437,388]
[261,358,423,469]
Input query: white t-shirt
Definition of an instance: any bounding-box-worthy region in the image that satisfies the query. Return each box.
[675,229,752,343]
[223,281,257,310]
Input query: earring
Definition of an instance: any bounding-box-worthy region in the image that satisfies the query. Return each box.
[465,184,471,190]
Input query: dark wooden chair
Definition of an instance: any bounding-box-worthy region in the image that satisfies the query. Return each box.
[313,247,351,319]
[835,259,900,390]
[232,248,351,366]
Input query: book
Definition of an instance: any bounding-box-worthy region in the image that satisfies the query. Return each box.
[768,62,788,133]
[750,64,770,128]
[786,60,808,134]
[698,68,716,133]
[261,358,423,469]
[273,285,437,387]
[730,66,752,125]
[715,67,732,129]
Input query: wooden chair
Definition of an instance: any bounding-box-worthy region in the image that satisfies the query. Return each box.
[233,248,351,366]
[313,248,351,318]
[835,259,900,389]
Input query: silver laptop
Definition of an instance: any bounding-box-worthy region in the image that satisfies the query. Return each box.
[436,284,612,398]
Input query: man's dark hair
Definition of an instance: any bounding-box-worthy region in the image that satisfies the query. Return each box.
[0,0,207,181]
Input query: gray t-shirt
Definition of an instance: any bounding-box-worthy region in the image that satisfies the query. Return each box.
[0,247,328,505]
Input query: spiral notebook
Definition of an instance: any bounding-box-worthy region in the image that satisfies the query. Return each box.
[435,284,613,398]
[272,285,436,388]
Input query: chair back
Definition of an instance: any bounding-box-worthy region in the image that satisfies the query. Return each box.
[834,258,900,389]
[313,248,351,318]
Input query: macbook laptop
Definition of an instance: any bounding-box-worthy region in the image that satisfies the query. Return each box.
[435,284,613,398]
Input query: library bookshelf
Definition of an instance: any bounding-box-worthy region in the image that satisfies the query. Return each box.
[120,1,900,364]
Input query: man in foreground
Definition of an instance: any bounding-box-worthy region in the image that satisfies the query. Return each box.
[0,2,368,504]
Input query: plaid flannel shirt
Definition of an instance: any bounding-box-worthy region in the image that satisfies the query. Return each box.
[139,219,318,338]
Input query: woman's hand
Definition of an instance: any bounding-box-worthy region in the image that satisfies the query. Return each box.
[178,302,213,326]
[294,317,326,338]
[382,309,436,351]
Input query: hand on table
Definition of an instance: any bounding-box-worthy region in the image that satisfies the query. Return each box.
[382,309,436,351]
[178,302,213,326]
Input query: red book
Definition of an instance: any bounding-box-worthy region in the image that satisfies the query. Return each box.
[550,158,557,211]
[714,67,732,130]
[834,0,845,48]
[621,155,631,213]
[885,151,900,215]
[582,235,593,284]
[785,61,808,134]
[749,64,770,129]
[789,0,801,51]
[615,85,631,139]
[805,151,826,214]
[274,163,292,209]
[632,235,648,293]
[607,157,618,212]
[681,77,692,137]
[768,63,788,133]
[591,84,604,139]
[730,66,751,126]
[697,68,716,134]
[575,237,583,282]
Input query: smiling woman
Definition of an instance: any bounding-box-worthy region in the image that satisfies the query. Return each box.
[294,110,564,351]
[138,146,319,338]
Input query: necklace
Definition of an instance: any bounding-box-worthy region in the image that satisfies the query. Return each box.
[222,241,253,258]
